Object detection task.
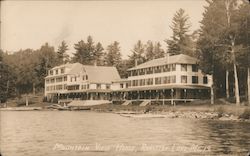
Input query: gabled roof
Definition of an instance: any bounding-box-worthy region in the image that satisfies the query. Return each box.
[83,65,120,84]
[46,63,120,84]
[128,54,198,71]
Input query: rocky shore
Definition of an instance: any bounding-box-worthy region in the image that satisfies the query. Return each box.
[1,103,250,122]
[114,110,249,122]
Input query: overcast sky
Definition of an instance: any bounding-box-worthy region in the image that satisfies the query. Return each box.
[1,0,206,58]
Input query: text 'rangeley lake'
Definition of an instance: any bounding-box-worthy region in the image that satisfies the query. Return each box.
[1,111,250,156]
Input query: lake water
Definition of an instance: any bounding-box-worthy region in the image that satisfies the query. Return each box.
[0,111,250,156]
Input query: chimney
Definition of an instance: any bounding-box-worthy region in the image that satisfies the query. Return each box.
[135,59,138,67]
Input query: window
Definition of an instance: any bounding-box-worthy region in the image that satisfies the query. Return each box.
[86,75,88,80]
[203,76,208,84]
[120,84,124,88]
[154,66,161,73]
[128,71,132,77]
[132,80,138,86]
[56,77,63,82]
[106,84,111,89]
[61,68,65,74]
[49,70,53,75]
[146,68,153,74]
[170,76,176,83]
[181,64,187,71]
[192,76,198,84]
[64,76,67,81]
[46,79,49,84]
[192,64,198,72]
[171,64,176,71]
[97,84,101,89]
[56,69,58,75]
[146,78,153,85]
[163,77,168,84]
[128,81,131,87]
[181,75,187,83]
[139,69,145,75]
[132,70,138,76]
[155,77,162,85]
[139,79,145,86]
[51,78,55,83]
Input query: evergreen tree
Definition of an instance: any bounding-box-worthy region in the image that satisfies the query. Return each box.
[0,51,16,102]
[93,42,104,65]
[128,40,145,66]
[57,41,69,65]
[35,43,57,90]
[104,41,122,67]
[145,41,154,60]
[237,1,250,105]
[145,41,165,61]
[153,42,165,59]
[73,36,103,65]
[166,8,193,56]
[197,0,242,105]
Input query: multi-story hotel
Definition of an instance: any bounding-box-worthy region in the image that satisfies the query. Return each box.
[112,54,212,104]
[44,63,120,102]
[45,54,212,104]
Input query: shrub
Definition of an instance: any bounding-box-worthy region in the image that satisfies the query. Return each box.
[239,109,250,120]
[216,107,225,118]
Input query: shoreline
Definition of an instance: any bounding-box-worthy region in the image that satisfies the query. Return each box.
[1,103,250,122]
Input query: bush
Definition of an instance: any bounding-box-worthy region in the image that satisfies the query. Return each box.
[239,109,250,120]
[216,107,225,118]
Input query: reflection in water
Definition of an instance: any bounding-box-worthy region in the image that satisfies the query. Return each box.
[0,111,249,156]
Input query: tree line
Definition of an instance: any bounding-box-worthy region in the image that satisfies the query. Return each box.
[0,0,249,105]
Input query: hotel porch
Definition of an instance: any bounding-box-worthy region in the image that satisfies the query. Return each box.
[47,90,112,103]
[112,85,210,105]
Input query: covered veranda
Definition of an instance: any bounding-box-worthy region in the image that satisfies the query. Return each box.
[112,85,210,105]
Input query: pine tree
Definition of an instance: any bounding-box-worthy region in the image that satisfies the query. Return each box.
[57,41,69,65]
[73,36,104,65]
[197,0,242,105]
[104,41,122,67]
[145,41,165,61]
[93,42,104,65]
[128,40,145,66]
[166,8,192,56]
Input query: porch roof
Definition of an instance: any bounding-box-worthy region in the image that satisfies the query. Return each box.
[113,84,210,92]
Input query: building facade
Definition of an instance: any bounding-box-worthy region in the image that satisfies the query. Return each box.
[45,54,212,104]
[44,63,120,102]
[112,54,212,103]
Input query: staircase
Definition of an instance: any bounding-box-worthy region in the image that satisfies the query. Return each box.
[139,100,151,107]
[121,100,132,106]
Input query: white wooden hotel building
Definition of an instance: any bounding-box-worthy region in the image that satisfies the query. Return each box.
[112,54,212,103]
[44,63,120,102]
[44,54,212,104]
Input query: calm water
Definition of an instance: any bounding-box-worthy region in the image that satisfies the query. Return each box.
[0,111,250,156]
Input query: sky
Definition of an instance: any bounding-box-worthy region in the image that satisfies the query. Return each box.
[1,0,207,58]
